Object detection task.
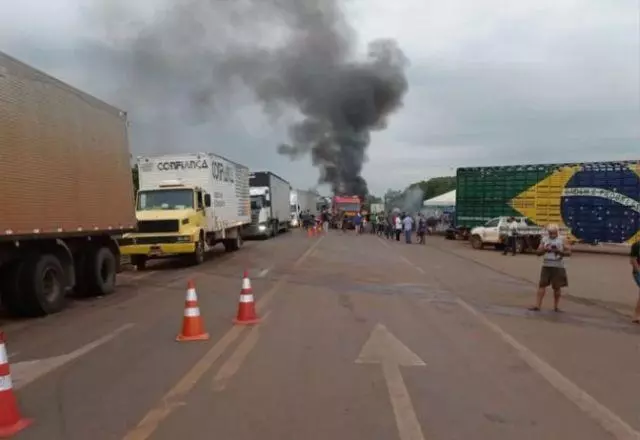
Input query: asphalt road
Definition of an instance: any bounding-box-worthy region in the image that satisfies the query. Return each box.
[3,230,639,440]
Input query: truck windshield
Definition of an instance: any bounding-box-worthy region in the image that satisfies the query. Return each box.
[250,196,263,210]
[137,189,194,210]
[338,203,360,212]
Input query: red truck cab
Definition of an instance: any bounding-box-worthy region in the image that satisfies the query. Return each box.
[332,196,362,227]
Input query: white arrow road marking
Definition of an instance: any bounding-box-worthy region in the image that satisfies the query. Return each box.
[356,323,426,440]
[11,323,134,390]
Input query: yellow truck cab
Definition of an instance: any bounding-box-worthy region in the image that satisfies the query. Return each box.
[119,153,251,270]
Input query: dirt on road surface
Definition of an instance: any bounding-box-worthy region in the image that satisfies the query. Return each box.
[3,231,639,440]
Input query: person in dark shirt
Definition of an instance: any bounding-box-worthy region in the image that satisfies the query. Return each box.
[630,240,640,323]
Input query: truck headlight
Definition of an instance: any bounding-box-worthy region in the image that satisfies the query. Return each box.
[176,236,192,242]
[291,219,298,226]
[258,225,267,231]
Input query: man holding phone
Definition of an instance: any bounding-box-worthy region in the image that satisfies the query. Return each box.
[529,224,571,312]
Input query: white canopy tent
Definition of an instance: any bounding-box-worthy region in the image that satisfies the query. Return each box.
[422,189,456,207]
[421,189,456,232]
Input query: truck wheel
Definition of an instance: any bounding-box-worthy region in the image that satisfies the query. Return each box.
[83,246,117,296]
[471,235,484,250]
[271,222,278,237]
[0,261,29,316]
[223,235,242,252]
[191,238,205,265]
[131,255,148,271]
[20,253,67,316]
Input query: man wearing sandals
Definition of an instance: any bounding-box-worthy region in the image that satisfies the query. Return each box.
[529,224,570,312]
[630,239,640,324]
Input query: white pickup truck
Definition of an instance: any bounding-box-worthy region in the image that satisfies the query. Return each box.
[469,216,546,253]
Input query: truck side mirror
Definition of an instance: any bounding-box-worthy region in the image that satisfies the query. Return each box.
[204,194,211,207]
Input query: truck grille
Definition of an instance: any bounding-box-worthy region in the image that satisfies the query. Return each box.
[137,220,180,233]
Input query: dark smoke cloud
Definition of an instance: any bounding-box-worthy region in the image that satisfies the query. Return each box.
[93,0,409,198]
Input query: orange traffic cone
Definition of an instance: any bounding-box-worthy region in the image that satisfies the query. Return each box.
[0,333,32,438]
[176,281,210,342]
[233,271,260,325]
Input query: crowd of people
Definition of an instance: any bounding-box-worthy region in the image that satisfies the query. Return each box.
[294,208,640,325]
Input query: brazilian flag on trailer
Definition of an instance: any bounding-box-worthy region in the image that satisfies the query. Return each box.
[455,161,640,245]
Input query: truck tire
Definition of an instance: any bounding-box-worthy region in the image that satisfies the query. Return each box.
[271,222,278,237]
[130,255,148,271]
[471,235,484,250]
[233,235,243,251]
[0,261,29,316]
[223,235,243,252]
[191,237,205,265]
[20,253,67,316]
[82,246,117,296]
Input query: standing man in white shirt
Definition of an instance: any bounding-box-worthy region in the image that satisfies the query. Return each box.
[529,224,571,312]
[402,214,414,244]
[503,217,519,256]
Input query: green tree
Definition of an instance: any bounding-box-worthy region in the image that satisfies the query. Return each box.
[365,194,382,204]
[407,176,456,201]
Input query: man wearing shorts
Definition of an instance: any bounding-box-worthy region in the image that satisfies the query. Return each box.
[630,240,640,324]
[529,224,571,312]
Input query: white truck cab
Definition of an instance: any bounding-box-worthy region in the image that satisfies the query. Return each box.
[250,186,272,235]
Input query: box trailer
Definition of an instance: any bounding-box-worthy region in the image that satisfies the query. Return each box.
[249,171,291,237]
[290,189,318,227]
[0,51,136,317]
[119,153,251,268]
[455,160,640,245]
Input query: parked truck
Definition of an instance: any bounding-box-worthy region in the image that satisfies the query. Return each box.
[290,189,318,227]
[331,195,362,228]
[455,160,640,246]
[0,51,136,317]
[119,153,251,269]
[249,171,291,237]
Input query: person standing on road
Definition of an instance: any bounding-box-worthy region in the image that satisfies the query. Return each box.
[503,217,518,256]
[417,214,427,244]
[321,210,330,234]
[370,214,377,234]
[387,211,395,239]
[353,212,363,235]
[403,213,414,244]
[394,214,402,241]
[529,224,570,312]
[630,240,640,323]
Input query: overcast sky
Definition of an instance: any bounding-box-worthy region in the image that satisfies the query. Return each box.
[1,0,638,196]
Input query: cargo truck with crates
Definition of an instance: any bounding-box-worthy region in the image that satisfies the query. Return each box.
[453,160,640,250]
[0,51,137,317]
[119,153,251,269]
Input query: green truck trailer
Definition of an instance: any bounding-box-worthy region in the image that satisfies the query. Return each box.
[454,160,640,245]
